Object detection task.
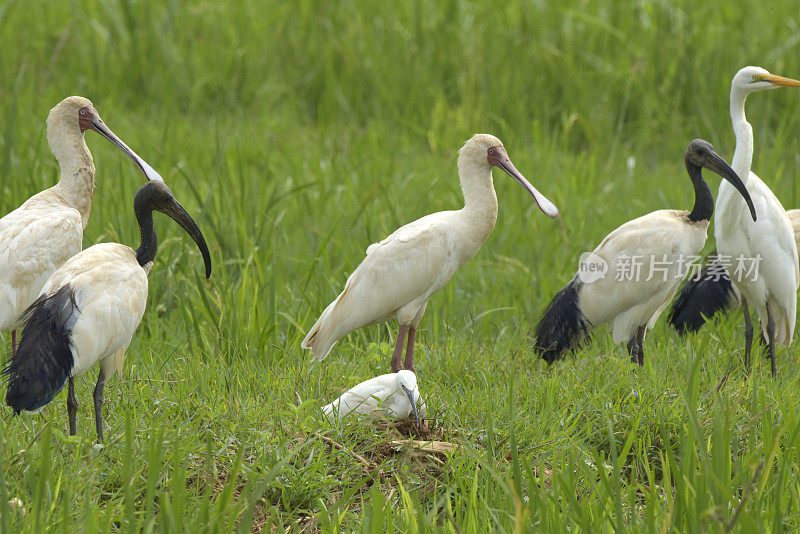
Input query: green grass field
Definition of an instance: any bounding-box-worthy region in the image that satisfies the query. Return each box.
[2,0,800,531]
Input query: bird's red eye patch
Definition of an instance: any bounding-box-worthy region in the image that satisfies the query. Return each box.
[78,107,93,132]
[487,145,504,166]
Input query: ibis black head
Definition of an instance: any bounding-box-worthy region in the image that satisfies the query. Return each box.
[685,139,757,222]
[134,181,212,277]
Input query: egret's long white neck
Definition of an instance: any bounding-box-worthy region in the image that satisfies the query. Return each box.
[456,156,498,243]
[48,126,96,228]
[729,87,753,185]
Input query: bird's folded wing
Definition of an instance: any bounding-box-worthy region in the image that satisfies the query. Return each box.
[0,205,82,329]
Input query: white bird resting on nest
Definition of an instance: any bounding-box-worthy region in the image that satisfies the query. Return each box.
[322,370,426,425]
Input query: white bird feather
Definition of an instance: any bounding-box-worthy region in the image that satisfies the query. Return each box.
[302,134,558,369]
[0,96,162,339]
[536,140,755,365]
[579,210,708,344]
[322,370,426,422]
[41,244,149,378]
[714,66,800,375]
[4,181,211,441]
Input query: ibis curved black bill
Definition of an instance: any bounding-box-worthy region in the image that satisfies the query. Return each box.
[704,150,757,222]
[490,146,559,218]
[158,199,213,278]
[91,115,165,182]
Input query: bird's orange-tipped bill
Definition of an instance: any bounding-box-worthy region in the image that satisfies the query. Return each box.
[492,149,559,218]
[158,198,213,278]
[89,111,165,182]
[763,74,800,87]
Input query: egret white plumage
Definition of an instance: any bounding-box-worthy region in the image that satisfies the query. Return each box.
[713,66,800,377]
[0,96,162,359]
[669,209,800,335]
[302,134,558,372]
[4,181,211,441]
[535,139,756,365]
[322,370,425,425]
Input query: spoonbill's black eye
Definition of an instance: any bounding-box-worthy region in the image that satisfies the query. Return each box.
[488,148,494,155]
[80,109,86,115]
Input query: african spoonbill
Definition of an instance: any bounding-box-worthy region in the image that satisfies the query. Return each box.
[302,134,558,372]
[0,97,162,359]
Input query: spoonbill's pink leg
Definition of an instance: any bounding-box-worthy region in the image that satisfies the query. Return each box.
[391,324,409,373]
[403,325,416,372]
[11,330,17,358]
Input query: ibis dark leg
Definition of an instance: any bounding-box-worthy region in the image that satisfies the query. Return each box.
[390,324,408,373]
[11,330,17,358]
[67,377,78,436]
[93,369,107,442]
[766,303,777,378]
[635,326,646,366]
[403,325,416,372]
[627,332,640,366]
[742,298,753,373]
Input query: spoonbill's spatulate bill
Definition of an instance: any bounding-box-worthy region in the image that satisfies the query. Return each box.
[322,370,425,425]
[4,181,211,441]
[535,139,756,365]
[713,66,800,377]
[0,96,163,360]
[302,134,558,372]
[669,209,800,335]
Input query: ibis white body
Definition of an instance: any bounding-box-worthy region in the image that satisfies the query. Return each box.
[40,244,150,381]
[322,370,426,421]
[714,67,800,355]
[5,181,211,440]
[580,210,709,344]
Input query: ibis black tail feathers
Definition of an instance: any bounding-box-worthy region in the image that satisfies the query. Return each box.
[667,254,738,336]
[4,286,78,414]
[534,277,591,363]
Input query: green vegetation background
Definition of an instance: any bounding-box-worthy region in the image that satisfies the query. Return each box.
[1,0,800,531]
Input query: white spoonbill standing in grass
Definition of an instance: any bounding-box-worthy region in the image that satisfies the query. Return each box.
[302,134,559,372]
[534,139,756,365]
[322,370,425,425]
[0,96,163,359]
[669,209,800,335]
[4,181,211,441]
[714,66,800,377]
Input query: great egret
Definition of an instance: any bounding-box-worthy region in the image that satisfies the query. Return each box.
[713,66,800,376]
